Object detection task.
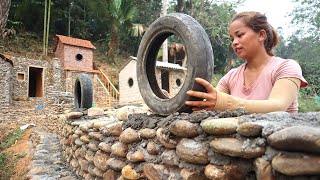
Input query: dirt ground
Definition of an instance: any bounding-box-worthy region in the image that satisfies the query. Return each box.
[0,125,34,179]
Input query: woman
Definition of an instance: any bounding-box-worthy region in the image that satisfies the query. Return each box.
[185,11,308,113]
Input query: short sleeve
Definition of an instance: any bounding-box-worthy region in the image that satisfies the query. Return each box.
[274,59,308,88]
[216,68,237,94]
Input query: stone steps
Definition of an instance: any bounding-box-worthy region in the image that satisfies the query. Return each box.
[27,131,79,180]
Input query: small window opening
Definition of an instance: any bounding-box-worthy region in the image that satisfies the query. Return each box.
[17,73,25,81]
[176,78,182,87]
[76,54,83,61]
[128,78,134,87]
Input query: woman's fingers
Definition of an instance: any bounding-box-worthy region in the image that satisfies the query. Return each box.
[186,90,212,100]
[195,78,215,93]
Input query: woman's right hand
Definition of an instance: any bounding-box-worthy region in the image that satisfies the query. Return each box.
[185,78,218,111]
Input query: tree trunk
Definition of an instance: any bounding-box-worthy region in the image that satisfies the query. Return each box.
[107,32,118,63]
[176,0,184,12]
[0,0,11,33]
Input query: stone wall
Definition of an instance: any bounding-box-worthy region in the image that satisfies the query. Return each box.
[59,108,320,179]
[11,57,65,108]
[0,57,13,108]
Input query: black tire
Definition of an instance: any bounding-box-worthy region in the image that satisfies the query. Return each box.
[74,73,93,109]
[137,13,214,115]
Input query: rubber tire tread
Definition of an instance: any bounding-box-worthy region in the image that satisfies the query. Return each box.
[74,73,93,109]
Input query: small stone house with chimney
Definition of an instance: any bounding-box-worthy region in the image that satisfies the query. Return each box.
[119,56,186,105]
[0,35,118,109]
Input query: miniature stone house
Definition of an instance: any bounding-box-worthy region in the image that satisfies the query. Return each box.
[119,57,186,105]
[0,54,14,108]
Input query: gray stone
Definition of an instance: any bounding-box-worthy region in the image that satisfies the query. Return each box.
[176,138,209,165]
[156,128,178,149]
[98,142,112,153]
[161,150,179,166]
[78,158,89,172]
[75,138,85,146]
[93,167,104,177]
[267,126,320,153]
[169,120,199,138]
[107,158,126,171]
[88,132,104,141]
[201,118,239,135]
[147,141,159,155]
[210,138,266,158]
[101,121,123,136]
[272,153,320,176]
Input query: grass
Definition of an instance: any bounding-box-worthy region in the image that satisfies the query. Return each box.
[298,95,320,112]
[0,128,26,180]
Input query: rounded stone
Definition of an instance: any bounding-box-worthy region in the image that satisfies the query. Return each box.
[98,142,112,153]
[101,121,123,136]
[80,135,90,143]
[156,128,178,149]
[139,128,156,139]
[111,142,128,157]
[93,150,110,172]
[169,120,199,138]
[236,122,263,137]
[122,165,142,179]
[126,150,145,162]
[176,138,209,165]
[201,117,239,135]
[107,158,126,171]
[88,132,104,141]
[147,141,159,155]
[119,128,140,144]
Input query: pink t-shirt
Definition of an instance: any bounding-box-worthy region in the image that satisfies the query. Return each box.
[217,56,308,113]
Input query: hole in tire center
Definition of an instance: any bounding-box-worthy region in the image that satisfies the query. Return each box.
[155,34,187,99]
[76,81,81,107]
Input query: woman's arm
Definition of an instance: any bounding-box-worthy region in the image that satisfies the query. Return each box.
[185,77,300,113]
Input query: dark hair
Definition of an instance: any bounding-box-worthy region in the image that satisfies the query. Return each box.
[231,11,279,56]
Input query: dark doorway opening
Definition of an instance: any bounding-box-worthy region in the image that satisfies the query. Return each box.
[28,67,43,97]
[161,70,170,93]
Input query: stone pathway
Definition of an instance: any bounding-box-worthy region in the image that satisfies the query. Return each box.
[27,131,79,180]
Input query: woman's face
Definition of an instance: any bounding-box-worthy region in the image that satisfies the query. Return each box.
[229,20,263,60]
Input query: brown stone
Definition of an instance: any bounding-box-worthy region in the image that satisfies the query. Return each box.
[88,141,99,151]
[85,150,95,163]
[121,165,142,179]
[98,142,112,153]
[210,138,266,158]
[204,164,244,180]
[254,158,275,180]
[126,150,145,162]
[88,107,104,117]
[143,163,169,180]
[79,123,89,132]
[70,158,79,168]
[156,128,178,149]
[111,142,128,157]
[169,120,199,138]
[272,153,320,176]
[181,168,209,180]
[75,129,84,135]
[161,150,179,166]
[88,164,95,176]
[75,147,86,158]
[78,158,89,172]
[88,132,104,141]
[147,141,159,155]
[237,122,263,137]
[93,150,110,172]
[102,121,123,136]
[176,138,209,165]
[80,135,90,143]
[139,128,156,139]
[66,111,83,119]
[119,128,140,144]
[267,126,320,153]
[93,167,104,177]
[103,169,117,180]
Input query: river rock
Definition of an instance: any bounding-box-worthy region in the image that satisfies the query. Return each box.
[93,117,115,129]
[181,168,209,180]
[254,158,274,180]
[126,150,145,162]
[267,126,320,153]
[161,150,179,166]
[143,163,170,180]
[116,106,143,121]
[122,165,142,179]
[237,122,263,137]
[78,158,89,172]
[156,128,178,149]
[70,158,79,168]
[80,135,90,143]
[79,123,89,132]
[111,142,128,157]
[99,142,112,153]
[169,120,199,138]
[147,141,159,155]
[139,128,156,139]
[176,138,209,164]
[210,138,266,158]
[272,153,320,176]
[75,138,85,146]
[66,111,83,119]
[107,158,126,171]
[93,150,109,172]
[88,107,104,117]
[204,164,244,180]
[119,128,140,144]
[103,169,117,180]
[88,141,99,151]
[88,132,104,141]
[101,121,123,136]
[85,150,95,163]
[75,147,86,158]
[93,167,104,177]
[75,129,84,135]
[201,118,239,135]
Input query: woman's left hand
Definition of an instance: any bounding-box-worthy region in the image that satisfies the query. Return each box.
[185,78,218,111]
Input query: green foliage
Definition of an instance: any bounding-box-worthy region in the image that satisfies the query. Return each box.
[211,73,224,87]
[0,153,15,180]
[298,95,320,112]
[0,129,24,151]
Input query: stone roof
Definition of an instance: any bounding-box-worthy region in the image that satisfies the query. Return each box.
[55,34,96,51]
[0,53,13,65]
